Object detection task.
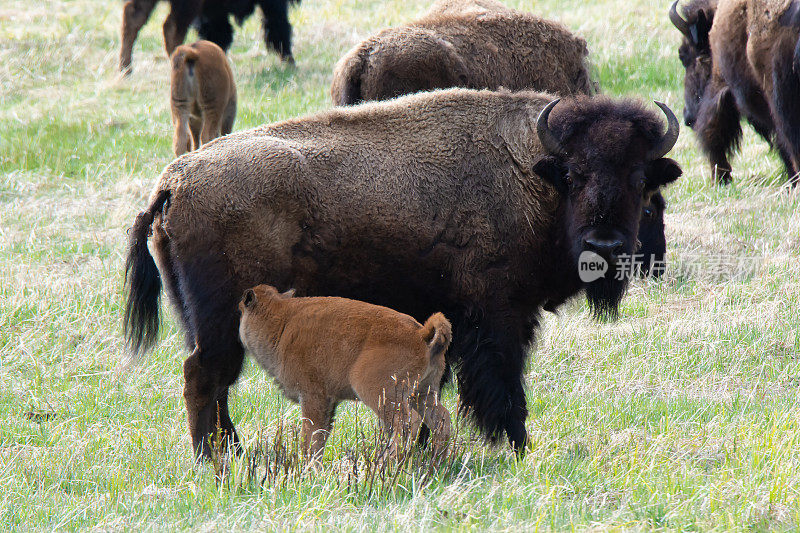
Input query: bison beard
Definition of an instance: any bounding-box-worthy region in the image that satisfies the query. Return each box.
[585,274,628,320]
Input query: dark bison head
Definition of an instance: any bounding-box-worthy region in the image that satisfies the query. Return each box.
[669,0,715,128]
[533,97,681,317]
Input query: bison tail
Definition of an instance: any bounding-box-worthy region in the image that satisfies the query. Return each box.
[330,45,368,106]
[123,190,170,356]
[420,312,452,361]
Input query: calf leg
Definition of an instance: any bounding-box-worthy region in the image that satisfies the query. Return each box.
[221,97,236,136]
[199,108,223,147]
[259,0,294,63]
[171,108,192,157]
[162,1,201,57]
[352,373,420,460]
[299,395,336,463]
[120,0,158,73]
[412,390,451,457]
[189,112,202,152]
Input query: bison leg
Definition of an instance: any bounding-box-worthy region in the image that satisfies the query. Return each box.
[259,0,294,63]
[120,0,158,74]
[199,108,222,147]
[221,97,236,136]
[171,109,192,157]
[696,87,742,185]
[299,395,336,463]
[189,112,202,152]
[162,1,201,58]
[183,340,244,458]
[771,40,800,184]
[452,312,530,454]
[197,3,234,52]
[176,252,247,459]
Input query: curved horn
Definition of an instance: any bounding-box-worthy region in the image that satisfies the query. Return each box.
[669,0,691,38]
[648,101,680,160]
[536,99,566,157]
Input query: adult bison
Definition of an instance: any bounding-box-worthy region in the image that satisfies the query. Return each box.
[124,88,681,457]
[120,0,298,74]
[330,0,595,106]
[670,0,800,184]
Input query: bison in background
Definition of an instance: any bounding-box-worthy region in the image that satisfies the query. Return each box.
[670,0,800,184]
[120,0,298,74]
[330,0,596,106]
[124,88,681,458]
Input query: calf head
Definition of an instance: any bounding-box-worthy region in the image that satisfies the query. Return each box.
[238,285,295,352]
[669,0,715,129]
[533,97,682,316]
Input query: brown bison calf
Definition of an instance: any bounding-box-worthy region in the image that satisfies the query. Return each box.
[238,285,452,461]
[330,0,595,106]
[170,41,236,157]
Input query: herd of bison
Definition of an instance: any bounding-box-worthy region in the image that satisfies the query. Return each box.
[118,0,800,461]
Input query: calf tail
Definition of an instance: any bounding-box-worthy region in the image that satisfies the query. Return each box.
[123,190,170,356]
[420,312,452,362]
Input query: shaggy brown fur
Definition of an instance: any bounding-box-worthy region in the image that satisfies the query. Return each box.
[238,285,452,460]
[170,41,237,157]
[671,0,800,183]
[330,0,595,106]
[124,88,680,458]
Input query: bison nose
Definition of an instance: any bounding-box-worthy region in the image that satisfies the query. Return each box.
[583,236,624,257]
[683,110,695,128]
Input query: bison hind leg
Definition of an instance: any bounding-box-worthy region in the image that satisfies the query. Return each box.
[258,0,294,62]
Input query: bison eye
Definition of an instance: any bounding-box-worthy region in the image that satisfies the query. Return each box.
[643,208,654,218]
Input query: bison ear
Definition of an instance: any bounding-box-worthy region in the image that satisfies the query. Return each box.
[691,10,713,48]
[242,289,256,309]
[533,156,569,194]
[280,288,296,299]
[644,158,682,191]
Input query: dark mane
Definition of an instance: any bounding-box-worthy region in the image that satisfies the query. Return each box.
[550,96,667,155]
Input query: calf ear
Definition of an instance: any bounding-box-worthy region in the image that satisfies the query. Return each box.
[644,158,682,190]
[281,288,296,299]
[533,156,569,194]
[242,289,256,309]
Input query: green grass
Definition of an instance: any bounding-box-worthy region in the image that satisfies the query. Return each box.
[2,0,800,530]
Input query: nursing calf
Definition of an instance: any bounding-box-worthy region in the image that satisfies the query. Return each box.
[170,41,236,157]
[238,285,452,460]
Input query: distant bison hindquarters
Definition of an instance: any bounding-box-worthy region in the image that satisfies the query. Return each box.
[238,285,452,461]
[123,89,681,458]
[120,0,298,74]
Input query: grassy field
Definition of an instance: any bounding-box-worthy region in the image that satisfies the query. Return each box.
[2,0,800,530]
